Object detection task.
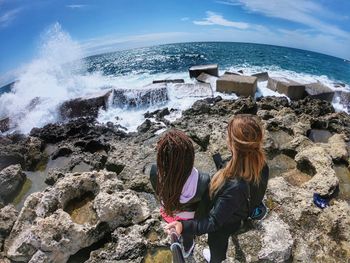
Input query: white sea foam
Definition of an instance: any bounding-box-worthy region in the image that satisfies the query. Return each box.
[0,26,348,134]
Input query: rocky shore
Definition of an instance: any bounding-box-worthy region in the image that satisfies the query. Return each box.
[0,94,349,262]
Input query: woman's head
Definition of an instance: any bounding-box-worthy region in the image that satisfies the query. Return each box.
[156,129,194,216]
[210,114,266,198]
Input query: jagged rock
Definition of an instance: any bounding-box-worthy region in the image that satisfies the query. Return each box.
[258,213,293,262]
[321,134,349,162]
[295,145,338,195]
[216,74,257,97]
[291,97,335,117]
[4,171,150,262]
[257,96,289,111]
[305,82,334,102]
[0,117,10,133]
[59,91,112,119]
[105,157,125,174]
[52,146,72,160]
[189,64,218,78]
[137,119,152,133]
[0,205,18,250]
[144,108,170,120]
[267,77,305,100]
[0,164,26,204]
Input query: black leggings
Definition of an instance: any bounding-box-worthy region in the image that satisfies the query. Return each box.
[208,224,241,263]
[182,231,194,251]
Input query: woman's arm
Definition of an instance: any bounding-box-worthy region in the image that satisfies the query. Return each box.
[167,181,248,235]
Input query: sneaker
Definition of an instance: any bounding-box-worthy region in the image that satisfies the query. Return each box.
[250,202,269,220]
[182,241,195,258]
[202,248,211,262]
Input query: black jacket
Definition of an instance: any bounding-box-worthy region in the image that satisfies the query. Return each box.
[182,164,269,235]
[149,164,210,218]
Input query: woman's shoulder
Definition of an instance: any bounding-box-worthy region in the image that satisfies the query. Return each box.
[221,178,249,194]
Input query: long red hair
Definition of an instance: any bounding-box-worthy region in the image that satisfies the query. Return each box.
[209,114,266,198]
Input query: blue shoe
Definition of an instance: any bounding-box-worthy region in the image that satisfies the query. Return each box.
[250,202,268,220]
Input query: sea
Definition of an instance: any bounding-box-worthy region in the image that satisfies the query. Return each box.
[0,25,349,134]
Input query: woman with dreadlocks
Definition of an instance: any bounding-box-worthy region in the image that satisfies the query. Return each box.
[166,115,269,263]
[149,129,210,258]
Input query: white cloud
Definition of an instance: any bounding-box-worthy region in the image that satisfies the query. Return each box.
[218,0,350,39]
[0,8,21,28]
[193,11,249,29]
[181,17,189,21]
[66,4,86,9]
[81,32,190,55]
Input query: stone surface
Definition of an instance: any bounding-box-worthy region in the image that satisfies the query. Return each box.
[0,165,26,204]
[168,83,213,98]
[305,82,334,102]
[196,72,218,90]
[251,72,269,82]
[59,91,112,119]
[189,64,218,78]
[152,79,184,84]
[0,205,18,250]
[4,171,150,262]
[267,77,306,100]
[113,84,168,108]
[216,74,257,97]
[0,117,10,133]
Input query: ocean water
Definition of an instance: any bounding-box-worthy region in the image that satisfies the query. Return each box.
[0,24,349,134]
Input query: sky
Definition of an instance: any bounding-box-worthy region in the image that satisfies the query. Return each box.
[0,0,350,80]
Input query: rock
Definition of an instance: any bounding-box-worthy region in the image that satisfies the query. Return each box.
[59,91,112,119]
[237,69,244,74]
[196,72,218,90]
[0,205,18,250]
[295,145,338,195]
[323,134,349,162]
[305,82,334,102]
[137,119,152,133]
[168,83,213,98]
[333,82,346,88]
[267,77,306,100]
[152,79,184,84]
[52,146,73,160]
[257,96,289,110]
[216,74,257,97]
[0,164,26,204]
[224,71,241,75]
[4,171,150,262]
[258,213,293,262]
[144,108,170,121]
[338,91,350,112]
[189,64,218,78]
[112,84,168,108]
[105,157,125,174]
[291,97,334,117]
[0,117,10,133]
[251,72,269,82]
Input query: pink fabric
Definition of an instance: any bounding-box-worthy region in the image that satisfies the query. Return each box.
[160,208,192,223]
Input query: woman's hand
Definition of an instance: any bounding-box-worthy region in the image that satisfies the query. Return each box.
[165,221,183,235]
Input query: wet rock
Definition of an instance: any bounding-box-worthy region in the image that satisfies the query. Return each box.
[45,170,65,185]
[305,82,334,102]
[307,129,332,143]
[169,83,213,98]
[52,146,73,160]
[152,79,184,84]
[144,108,170,120]
[216,74,257,97]
[251,72,269,82]
[267,77,306,100]
[323,134,349,162]
[0,205,18,250]
[0,165,26,204]
[137,119,152,133]
[338,90,350,112]
[4,171,150,262]
[224,71,241,75]
[189,64,218,78]
[112,84,168,108]
[59,91,112,119]
[196,72,218,89]
[0,117,10,133]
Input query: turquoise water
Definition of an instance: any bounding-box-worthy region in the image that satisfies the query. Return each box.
[86,42,350,85]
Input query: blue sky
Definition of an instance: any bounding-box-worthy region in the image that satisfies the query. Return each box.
[0,0,350,79]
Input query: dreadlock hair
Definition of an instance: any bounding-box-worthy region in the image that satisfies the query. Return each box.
[156,129,195,216]
[209,114,266,198]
